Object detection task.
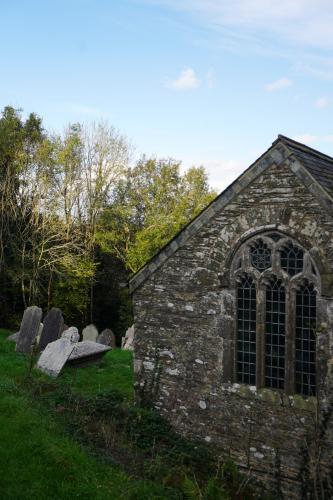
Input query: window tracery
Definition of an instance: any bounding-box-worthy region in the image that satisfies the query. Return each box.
[250,239,271,271]
[232,232,318,397]
[280,243,304,276]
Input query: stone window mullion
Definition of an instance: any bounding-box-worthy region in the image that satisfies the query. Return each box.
[285,287,295,395]
[232,232,319,396]
[256,282,266,389]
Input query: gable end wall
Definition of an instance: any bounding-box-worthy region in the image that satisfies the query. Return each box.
[132,161,333,497]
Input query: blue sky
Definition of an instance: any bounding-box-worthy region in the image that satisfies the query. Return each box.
[1,0,333,189]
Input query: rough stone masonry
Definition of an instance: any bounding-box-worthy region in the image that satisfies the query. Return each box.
[130,136,333,498]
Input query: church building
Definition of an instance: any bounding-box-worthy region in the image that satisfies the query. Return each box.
[129,135,333,497]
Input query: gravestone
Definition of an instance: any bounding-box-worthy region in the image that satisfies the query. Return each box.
[82,324,98,342]
[36,337,75,377]
[97,328,116,347]
[39,308,64,350]
[62,326,80,343]
[16,306,43,353]
[67,341,111,367]
[122,325,134,351]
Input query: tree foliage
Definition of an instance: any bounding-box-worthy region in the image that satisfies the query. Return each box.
[97,158,216,272]
[0,106,216,337]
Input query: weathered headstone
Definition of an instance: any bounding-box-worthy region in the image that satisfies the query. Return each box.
[122,324,134,351]
[97,328,116,347]
[39,308,64,350]
[62,326,80,343]
[82,324,98,342]
[16,306,43,353]
[67,341,111,367]
[36,337,75,377]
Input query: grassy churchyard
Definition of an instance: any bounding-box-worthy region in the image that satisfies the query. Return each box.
[0,329,141,499]
[0,329,260,500]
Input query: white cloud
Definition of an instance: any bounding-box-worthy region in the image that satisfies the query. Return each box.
[293,134,319,145]
[324,135,333,143]
[182,157,245,191]
[166,67,200,90]
[295,58,333,81]
[151,1,333,50]
[293,134,333,146]
[315,96,330,108]
[265,78,292,91]
[148,1,333,79]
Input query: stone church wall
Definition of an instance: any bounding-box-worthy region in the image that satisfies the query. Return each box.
[132,161,333,497]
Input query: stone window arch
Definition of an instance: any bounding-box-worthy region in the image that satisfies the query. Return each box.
[231,232,319,397]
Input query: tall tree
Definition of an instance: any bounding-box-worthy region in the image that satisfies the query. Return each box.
[97,157,217,273]
[81,122,130,321]
[0,105,215,335]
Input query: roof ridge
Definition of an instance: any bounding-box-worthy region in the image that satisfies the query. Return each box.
[278,134,333,164]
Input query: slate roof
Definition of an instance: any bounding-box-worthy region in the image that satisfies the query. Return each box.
[129,135,333,293]
[277,135,333,198]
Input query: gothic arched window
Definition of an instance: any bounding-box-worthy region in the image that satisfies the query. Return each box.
[233,233,318,397]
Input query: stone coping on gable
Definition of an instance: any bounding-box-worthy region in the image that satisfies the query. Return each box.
[129,136,333,294]
[129,142,290,293]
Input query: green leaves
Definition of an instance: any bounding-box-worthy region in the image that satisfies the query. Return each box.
[97,157,217,273]
[0,104,216,332]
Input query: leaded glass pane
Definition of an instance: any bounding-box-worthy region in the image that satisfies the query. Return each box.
[250,240,271,271]
[265,278,285,389]
[267,233,281,242]
[280,244,304,276]
[295,284,316,396]
[236,276,256,385]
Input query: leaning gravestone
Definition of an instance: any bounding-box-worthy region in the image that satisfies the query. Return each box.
[97,328,116,347]
[62,326,80,343]
[82,324,98,342]
[39,308,64,350]
[67,341,111,367]
[16,306,43,353]
[122,325,134,351]
[36,337,75,378]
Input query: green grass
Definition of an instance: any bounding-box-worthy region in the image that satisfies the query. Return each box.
[59,349,134,398]
[0,329,261,500]
[0,329,176,500]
